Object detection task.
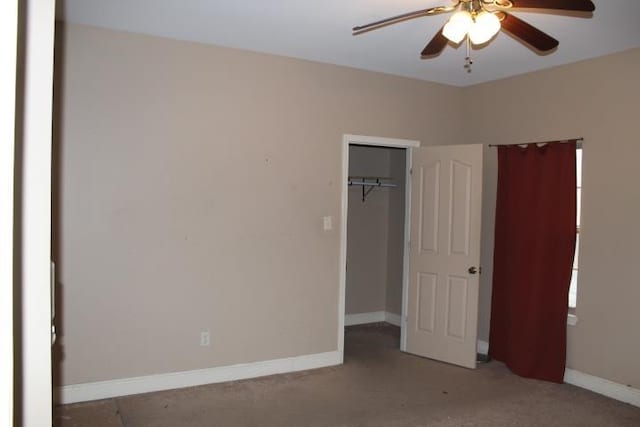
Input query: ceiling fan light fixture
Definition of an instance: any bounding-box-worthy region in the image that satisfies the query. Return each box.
[442,11,473,44]
[352,0,594,69]
[468,11,501,45]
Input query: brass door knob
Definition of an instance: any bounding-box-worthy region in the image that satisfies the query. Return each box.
[468,266,478,274]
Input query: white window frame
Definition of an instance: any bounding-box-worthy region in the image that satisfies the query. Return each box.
[568,144,583,326]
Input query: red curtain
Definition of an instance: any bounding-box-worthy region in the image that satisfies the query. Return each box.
[489,141,576,383]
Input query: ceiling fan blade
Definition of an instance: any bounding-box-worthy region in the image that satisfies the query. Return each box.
[501,13,559,52]
[511,0,595,12]
[421,27,448,57]
[353,5,455,35]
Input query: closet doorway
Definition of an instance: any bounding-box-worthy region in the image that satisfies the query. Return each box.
[344,144,407,329]
[338,135,483,369]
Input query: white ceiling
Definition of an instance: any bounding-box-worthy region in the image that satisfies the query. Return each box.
[57,0,640,86]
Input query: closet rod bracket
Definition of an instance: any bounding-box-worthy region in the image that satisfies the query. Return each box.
[347,176,397,202]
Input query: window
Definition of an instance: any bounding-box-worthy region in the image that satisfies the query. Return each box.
[569,147,582,310]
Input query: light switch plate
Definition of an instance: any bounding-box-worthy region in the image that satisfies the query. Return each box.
[323,216,332,231]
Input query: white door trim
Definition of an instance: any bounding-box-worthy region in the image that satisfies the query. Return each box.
[20,0,56,425]
[399,148,414,352]
[0,0,19,424]
[338,135,420,361]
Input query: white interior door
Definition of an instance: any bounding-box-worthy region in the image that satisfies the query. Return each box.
[405,144,482,369]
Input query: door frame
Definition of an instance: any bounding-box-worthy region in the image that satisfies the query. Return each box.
[16,0,56,424]
[0,0,19,424]
[338,134,420,361]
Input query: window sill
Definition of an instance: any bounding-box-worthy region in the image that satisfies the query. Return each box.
[567,314,578,326]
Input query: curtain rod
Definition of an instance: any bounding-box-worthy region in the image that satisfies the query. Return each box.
[488,138,583,148]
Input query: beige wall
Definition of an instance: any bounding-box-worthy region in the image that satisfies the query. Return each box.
[345,146,405,316]
[54,23,466,385]
[466,47,640,388]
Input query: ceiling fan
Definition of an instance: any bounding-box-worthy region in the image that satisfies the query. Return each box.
[353,0,595,70]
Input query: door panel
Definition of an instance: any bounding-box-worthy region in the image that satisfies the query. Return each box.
[449,160,472,255]
[405,144,482,369]
[445,275,468,339]
[417,273,437,332]
[419,162,440,253]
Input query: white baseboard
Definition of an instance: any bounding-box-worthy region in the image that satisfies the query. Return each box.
[564,368,640,408]
[472,343,640,408]
[477,340,489,355]
[344,311,386,326]
[344,311,403,327]
[385,312,402,327]
[57,350,341,404]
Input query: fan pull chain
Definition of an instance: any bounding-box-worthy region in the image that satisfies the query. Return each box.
[464,36,473,73]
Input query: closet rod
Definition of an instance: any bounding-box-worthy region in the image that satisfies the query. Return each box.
[348,181,396,188]
[348,178,397,202]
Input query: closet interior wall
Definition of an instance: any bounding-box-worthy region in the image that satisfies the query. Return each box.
[345,145,406,318]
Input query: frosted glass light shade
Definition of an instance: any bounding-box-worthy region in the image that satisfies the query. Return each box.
[442,11,473,44]
[468,11,501,45]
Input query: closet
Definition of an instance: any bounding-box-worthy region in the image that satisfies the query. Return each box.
[345,145,406,325]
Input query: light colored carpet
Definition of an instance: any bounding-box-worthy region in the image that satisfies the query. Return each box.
[55,324,640,426]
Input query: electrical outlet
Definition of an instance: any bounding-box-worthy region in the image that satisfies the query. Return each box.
[200,331,210,347]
